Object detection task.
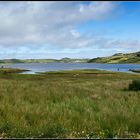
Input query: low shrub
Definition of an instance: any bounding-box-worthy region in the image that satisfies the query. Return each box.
[129,80,140,91]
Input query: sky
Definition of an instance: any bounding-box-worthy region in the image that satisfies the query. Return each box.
[0,1,140,59]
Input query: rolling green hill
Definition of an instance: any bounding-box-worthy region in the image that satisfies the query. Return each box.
[88,51,140,64]
[0,51,140,64]
[0,58,89,64]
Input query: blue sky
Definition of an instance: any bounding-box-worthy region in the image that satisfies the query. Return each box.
[0,1,140,59]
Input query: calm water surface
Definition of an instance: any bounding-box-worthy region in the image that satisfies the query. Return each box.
[3,62,140,74]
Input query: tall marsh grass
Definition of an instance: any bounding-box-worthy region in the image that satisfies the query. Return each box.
[0,69,140,138]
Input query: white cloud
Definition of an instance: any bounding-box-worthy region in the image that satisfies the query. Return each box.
[0,1,139,59]
[0,1,116,47]
[70,29,81,38]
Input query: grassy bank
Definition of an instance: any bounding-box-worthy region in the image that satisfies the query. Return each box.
[0,69,140,138]
[129,69,140,73]
[0,68,29,74]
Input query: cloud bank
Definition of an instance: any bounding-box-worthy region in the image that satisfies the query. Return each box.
[0,1,139,58]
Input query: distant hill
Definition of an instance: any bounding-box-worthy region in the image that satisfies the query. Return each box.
[0,58,89,64]
[60,58,89,63]
[1,51,140,64]
[0,59,24,63]
[88,51,140,63]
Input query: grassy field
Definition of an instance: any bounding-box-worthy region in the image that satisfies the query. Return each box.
[0,68,140,138]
